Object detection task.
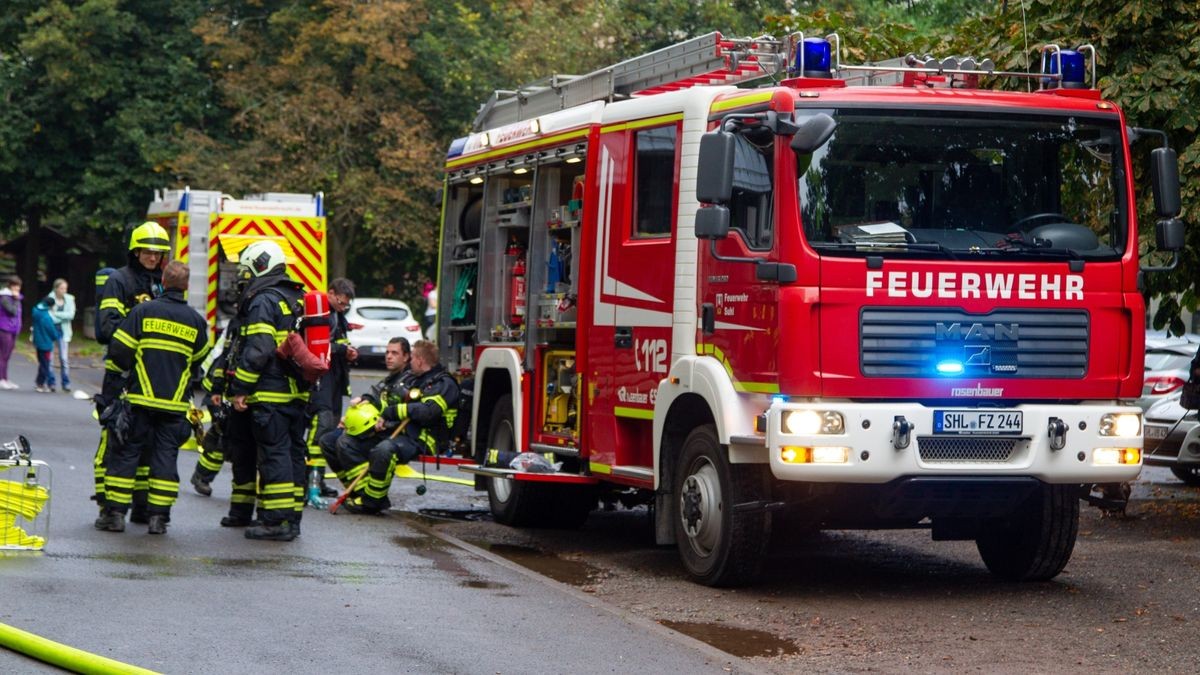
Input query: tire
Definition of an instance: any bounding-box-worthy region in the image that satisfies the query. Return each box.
[485,395,542,525]
[673,424,770,587]
[1170,465,1200,486]
[484,395,593,528]
[976,482,1079,582]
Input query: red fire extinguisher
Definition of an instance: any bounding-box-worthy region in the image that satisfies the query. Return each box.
[511,255,527,327]
[508,238,526,327]
[302,290,331,364]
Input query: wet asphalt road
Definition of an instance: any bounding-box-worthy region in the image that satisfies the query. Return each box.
[0,356,745,674]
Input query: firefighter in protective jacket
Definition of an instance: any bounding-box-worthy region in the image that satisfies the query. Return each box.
[94,261,210,534]
[91,221,169,517]
[189,314,262,528]
[226,240,309,541]
[329,339,456,514]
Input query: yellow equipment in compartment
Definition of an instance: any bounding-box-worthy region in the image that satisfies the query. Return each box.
[541,350,579,437]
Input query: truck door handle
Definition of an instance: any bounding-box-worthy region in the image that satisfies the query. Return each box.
[615,327,632,349]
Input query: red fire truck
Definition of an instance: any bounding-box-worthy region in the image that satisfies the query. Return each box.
[436,32,1184,586]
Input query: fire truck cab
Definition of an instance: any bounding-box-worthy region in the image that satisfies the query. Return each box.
[438,32,1184,586]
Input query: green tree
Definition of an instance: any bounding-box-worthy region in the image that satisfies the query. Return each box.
[0,0,210,279]
[179,0,442,290]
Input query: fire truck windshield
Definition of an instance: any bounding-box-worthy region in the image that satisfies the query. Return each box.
[795,108,1128,260]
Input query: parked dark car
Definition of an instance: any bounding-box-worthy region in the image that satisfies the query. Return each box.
[1142,391,1200,485]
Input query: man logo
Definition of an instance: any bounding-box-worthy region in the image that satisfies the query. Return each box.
[935,322,1019,342]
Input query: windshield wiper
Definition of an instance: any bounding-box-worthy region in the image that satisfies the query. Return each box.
[812,240,960,259]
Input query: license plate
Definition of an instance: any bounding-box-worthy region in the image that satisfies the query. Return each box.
[1144,425,1168,440]
[369,345,388,354]
[934,410,1023,435]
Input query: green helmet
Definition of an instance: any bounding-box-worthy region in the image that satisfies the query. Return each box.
[130,221,171,252]
[344,403,381,437]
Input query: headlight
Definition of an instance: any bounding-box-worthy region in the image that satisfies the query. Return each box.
[1099,413,1141,438]
[782,410,845,435]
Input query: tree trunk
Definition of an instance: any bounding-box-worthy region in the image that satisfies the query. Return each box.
[20,211,41,325]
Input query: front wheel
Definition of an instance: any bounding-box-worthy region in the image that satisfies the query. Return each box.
[976,483,1079,581]
[672,424,770,587]
[1170,465,1200,486]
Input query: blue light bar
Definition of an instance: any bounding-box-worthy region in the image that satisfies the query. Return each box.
[447,136,468,159]
[771,394,790,405]
[1044,49,1087,89]
[794,37,832,78]
[936,360,965,376]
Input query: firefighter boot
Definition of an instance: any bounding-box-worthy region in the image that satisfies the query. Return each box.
[94,509,126,533]
[220,514,258,527]
[190,469,213,497]
[244,521,297,541]
[147,515,169,535]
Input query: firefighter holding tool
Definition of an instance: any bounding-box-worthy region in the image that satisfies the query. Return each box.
[319,337,411,513]
[95,261,210,534]
[305,277,358,502]
[332,340,458,514]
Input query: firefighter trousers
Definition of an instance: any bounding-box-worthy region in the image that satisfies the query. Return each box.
[220,408,259,521]
[104,407,189,517]
[250,402,306,527]
[93,371,149,513]
[322,430,421,511]
[306,407,339,469]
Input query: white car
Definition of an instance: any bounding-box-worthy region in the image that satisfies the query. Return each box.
[346,298,423,364]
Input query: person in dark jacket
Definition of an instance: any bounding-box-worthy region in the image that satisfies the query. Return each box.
[305,277,358,500]
[328,339,456,514]
[31,297,61,393]
[91,222,169,517]
[226,240,309,541]
[94,261,210,534]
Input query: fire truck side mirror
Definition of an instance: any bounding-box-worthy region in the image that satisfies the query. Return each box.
[789,113,837,155]
[695,206,730,240]
[1156,218,1185,252]
[697,131,736,203]
[1150,147,1181,219]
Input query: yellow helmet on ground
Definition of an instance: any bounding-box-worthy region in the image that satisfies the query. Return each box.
[130,222,171,252]
[344,403,381,437]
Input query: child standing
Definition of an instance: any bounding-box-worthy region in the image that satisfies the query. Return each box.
[31,297,61,393]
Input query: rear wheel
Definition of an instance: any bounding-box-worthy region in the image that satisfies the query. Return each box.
[484,395,593,527]
[1170,465,1200,486]
[976,483,1079,581]
[673,424,770,587]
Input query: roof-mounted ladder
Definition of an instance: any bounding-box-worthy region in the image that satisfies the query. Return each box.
[471,32,786,131]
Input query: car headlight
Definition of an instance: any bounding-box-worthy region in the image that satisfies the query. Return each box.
[1099,413,1141,438]
[782,410,845,435]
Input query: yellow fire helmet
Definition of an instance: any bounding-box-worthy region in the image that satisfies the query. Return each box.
[344,403,381,437]
[129,221,171,252]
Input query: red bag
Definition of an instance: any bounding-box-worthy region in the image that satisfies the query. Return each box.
[276,332,329,383]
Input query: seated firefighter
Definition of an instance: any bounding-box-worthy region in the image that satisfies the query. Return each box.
[320,339,458,513]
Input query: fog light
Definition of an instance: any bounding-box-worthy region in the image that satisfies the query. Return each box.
[1093,447,1141,466]
[780,446,850,464]
[812,446,850,464]
[1100,413,1141,438]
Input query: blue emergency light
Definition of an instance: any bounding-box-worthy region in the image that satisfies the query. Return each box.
[936,360,965,376]
[1043,49,1087,89]
[794,37,833,78]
